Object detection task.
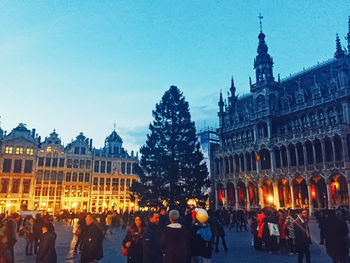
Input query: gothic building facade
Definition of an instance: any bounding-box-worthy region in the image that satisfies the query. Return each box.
[213,17,350,213]
[0,123,138,214]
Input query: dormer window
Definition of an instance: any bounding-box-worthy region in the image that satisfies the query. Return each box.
[74,147,80,154]
[26,148,34,155]
[47,147,52,153]
[81,147,86,155]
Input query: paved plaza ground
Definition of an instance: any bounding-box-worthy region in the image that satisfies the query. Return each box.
[14,219,334,263]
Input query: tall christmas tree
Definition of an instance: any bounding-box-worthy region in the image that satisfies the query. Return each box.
[132,86,209,209]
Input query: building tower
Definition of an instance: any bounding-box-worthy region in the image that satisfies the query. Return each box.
[253,14,274,84]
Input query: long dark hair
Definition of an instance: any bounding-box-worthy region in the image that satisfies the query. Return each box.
[128,216,145,231]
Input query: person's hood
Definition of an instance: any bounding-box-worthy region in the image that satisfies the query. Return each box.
[167,223,182,229]
[196,226,212,242]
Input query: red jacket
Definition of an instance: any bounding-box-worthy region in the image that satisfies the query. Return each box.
[257,212,265,238]
[279,217,287,239]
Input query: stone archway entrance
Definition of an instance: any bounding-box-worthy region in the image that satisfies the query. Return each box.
[248,181,259,208]
[310,175,327,209]
[226,182,235,208]
[237,181,246,208]
[292,177,309,208]
[217,183,224,207]
[261,179,274,207]
[329,174,349,207]
[278,178,292,208]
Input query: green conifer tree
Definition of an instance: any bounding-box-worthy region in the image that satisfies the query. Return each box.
[131,86,209,209]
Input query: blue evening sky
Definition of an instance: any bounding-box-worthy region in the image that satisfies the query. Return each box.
[0,1,348,153]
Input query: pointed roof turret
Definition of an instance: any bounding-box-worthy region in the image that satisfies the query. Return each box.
[230,77,236,96]
[253,13,274,84]
[335,34,345,58]
[105,129,123,144]
[218,90,224,114]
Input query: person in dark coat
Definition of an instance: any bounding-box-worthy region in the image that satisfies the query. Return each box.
[212,212,227,252]
[294,209,311,263]
[74,214,86,253]
[5,213,21,263]
[80,214,104,263]
[122,216,145,263]
[324,210,349,263]
[36,224,57,263]
[33,215,43,254]
[190,208,212,263]
[160,210,188,263]
[158,208,169,231]
[142,212,161,263]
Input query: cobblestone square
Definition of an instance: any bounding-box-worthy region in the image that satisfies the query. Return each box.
[13,220,333,263]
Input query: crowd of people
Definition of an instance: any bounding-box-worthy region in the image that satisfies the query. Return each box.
[250,207,349,263]
[0,206,348,263]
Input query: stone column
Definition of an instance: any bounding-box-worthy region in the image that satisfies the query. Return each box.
[312,142,317,165]
[253,126,258,142]
[246,185,251,211]
[303,143,308,167]
[290,182,295,209]
[235,186,239,210]
[215,189,219,209]
[258,185,264,208]
[273,182,280,209]
[279,148,284,167]
[237,155,241,173]
[243,154,247,173]
[326,184,332,209]
[270,149,275,173]
[321,139,326,169]
[341,136,349,162]
[286,146,291,174]
[224,186,228,208]
[307,183,313,216]
[267,120,272,138]
[295,148,300,167]
[331,139,336,163]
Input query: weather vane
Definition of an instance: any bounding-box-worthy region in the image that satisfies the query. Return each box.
[258,13,263,32]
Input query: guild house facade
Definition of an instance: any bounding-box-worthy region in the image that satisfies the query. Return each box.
[0,123,138,214]
[213,17,350,213]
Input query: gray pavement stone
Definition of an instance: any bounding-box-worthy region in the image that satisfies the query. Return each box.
[13,220,333,263]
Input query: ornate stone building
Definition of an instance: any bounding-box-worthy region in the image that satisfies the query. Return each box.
[0,124,138,214]
[213,17,350,213]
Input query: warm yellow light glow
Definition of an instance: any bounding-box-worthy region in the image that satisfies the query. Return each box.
[42,202,46,207]
[187,199,197,207]
[6,203,11,208]
[130,203,134,207]
[267,195,274,203]
[103,202,107,207]
[72,202,77,208]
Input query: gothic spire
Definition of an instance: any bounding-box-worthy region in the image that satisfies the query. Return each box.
[218,90,224,113]
[230,76,236,96]
[335,33,345,59]
[254,13,274,84]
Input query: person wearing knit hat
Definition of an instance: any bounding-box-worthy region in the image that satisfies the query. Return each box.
[190,208,213,263]
[160,210,188,263]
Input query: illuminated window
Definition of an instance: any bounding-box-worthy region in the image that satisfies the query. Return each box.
[26,148,34,155]
[47,147,51,153]
[16,147,23,154]
[5,147,13,154]
[54,147,58,154]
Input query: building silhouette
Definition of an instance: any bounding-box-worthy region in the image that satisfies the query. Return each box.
[213,16,350,213]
